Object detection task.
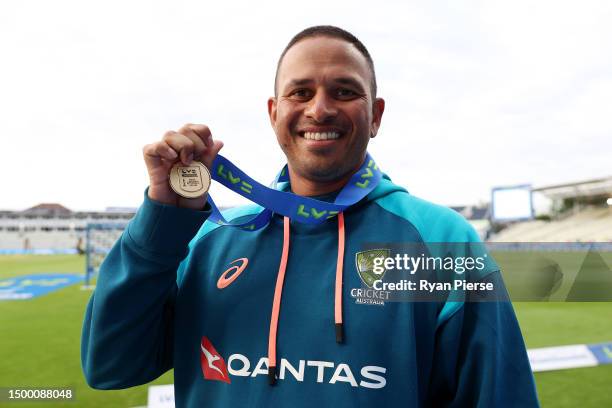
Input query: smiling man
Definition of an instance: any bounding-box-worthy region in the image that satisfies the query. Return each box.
[82,26,540,407]
[269,32,384,196]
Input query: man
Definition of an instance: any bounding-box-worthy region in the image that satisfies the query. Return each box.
[82,26,539,407]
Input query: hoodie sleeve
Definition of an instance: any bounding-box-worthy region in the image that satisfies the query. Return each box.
[425,271,540,407]
[81,190,211,389]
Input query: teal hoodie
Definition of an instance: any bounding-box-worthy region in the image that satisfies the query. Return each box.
[81,176,539,407]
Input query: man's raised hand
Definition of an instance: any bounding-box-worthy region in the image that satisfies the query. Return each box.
[143,124,223,209]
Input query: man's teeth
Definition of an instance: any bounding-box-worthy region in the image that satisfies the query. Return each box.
[302,131,340,140]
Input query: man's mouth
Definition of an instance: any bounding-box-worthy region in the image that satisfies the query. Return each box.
[298,131,342,141]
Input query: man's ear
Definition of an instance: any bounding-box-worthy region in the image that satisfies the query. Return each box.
[268,97,277,127]
[370,97,385,138]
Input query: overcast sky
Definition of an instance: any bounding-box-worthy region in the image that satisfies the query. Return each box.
[1,0,610,211]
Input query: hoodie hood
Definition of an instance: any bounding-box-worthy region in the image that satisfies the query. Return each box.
[364,174,408,203]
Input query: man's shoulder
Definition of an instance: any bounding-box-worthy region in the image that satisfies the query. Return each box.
[370,181,480,243]
[192,203,265,242]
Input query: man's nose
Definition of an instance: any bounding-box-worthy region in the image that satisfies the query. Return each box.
[304,91,337,122]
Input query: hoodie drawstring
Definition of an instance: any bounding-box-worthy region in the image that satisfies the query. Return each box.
[335,212,345,343]
[268,216,290,385]
[268,212,345,385]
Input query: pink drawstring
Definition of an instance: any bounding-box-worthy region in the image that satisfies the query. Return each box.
[268,216,290,385]
[335,212,345,343]
[268,213,346,385]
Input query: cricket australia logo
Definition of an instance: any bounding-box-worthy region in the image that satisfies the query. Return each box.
[355,249,391,287]
[352,249,392,306]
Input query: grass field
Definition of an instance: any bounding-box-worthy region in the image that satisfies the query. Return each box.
[1,254,611,407]
[0,255,173,408]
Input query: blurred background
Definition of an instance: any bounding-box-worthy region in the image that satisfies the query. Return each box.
[1,0,611,406]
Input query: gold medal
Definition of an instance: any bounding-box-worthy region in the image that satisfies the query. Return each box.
[169,161,211,198]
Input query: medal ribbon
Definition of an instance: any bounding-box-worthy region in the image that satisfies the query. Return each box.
[205,153,382,231]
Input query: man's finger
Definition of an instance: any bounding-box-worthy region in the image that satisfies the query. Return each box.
[178,127,207,161]
[143,142,179,174]
[163,131,196,165]
[143,143,163,168]
[156,141,179,161]
[181,124,213,148]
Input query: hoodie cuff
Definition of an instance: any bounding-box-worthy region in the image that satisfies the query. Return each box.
[127,188,212,258]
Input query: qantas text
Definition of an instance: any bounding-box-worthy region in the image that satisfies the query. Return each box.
[225,354,387,389]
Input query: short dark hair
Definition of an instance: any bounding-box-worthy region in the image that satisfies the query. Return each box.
[274,25,377,98]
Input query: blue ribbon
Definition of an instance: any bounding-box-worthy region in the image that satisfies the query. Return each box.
[206,153,382,231]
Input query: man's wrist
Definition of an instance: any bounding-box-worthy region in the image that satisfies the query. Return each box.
[147,185,178,206]
[177,194,208,211]
[127,189,212,257]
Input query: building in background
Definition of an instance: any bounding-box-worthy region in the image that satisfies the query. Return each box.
[491,176,612,243]
[0,204,135,253]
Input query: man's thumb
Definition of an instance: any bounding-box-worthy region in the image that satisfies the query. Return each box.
[203,140,224,169]
[211,140,224,156]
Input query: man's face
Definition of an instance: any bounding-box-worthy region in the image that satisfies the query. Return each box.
[268,36,384,185]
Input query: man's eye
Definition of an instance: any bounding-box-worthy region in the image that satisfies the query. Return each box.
[290,89,312,98]
[337,88,357,98]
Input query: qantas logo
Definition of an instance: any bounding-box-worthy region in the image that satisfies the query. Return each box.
[217,258,249,289]
[200,336,386,388]
[201,345,222,375]
[200,337,230,383]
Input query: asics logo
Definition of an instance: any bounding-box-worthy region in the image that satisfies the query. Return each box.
[217,258,249,289]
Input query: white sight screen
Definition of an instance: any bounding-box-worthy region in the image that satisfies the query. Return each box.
[492,186,533,221]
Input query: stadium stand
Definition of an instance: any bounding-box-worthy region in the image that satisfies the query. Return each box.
[0,203,135,251]
[451,205,490,239]
[491,206,612,242]
[491,176,612,242]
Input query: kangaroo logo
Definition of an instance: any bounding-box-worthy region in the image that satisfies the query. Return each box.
[200,336,231,383]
